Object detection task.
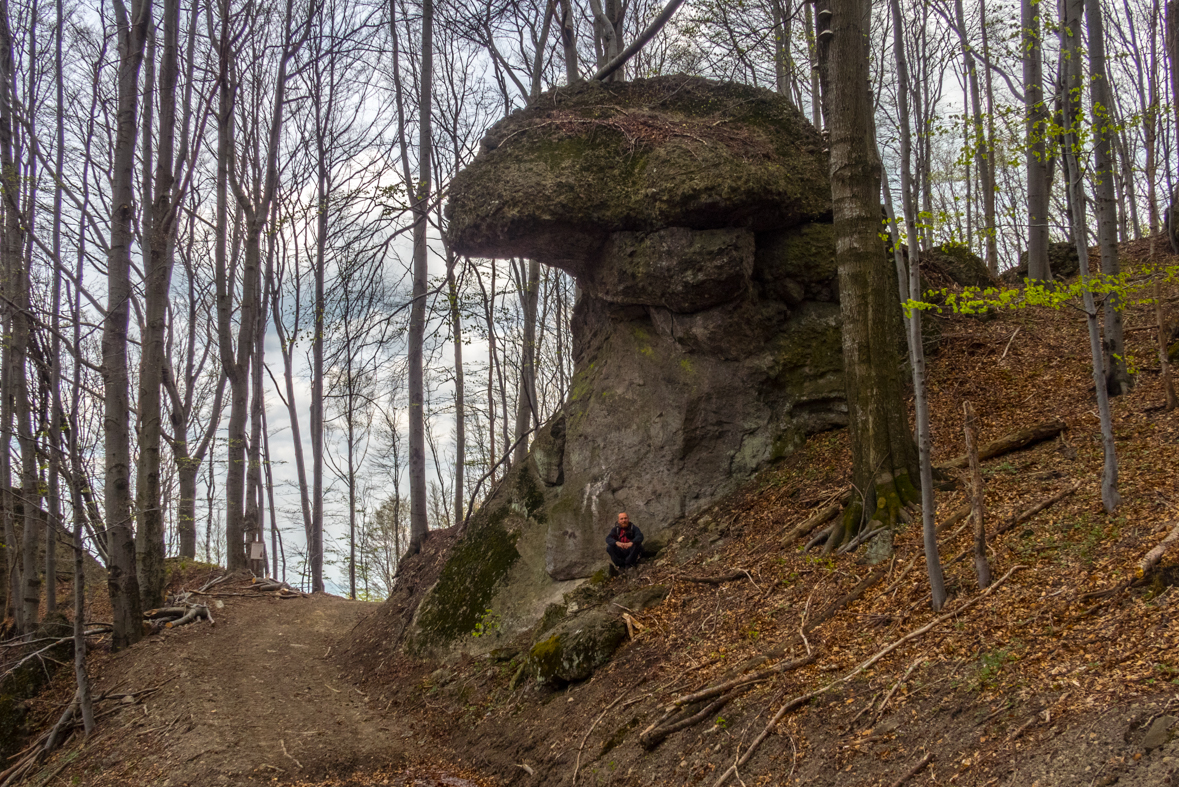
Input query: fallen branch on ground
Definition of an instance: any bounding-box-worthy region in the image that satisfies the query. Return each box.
[803,565,888,634]
[887,752,933,787]
[993,482,1081,538]
[780,490,851,544]
[710,566,1026,787]
[682,571,747,585]
[1139,520,1179,577]
[937,418,1066,470]
[572,693,649,786]
[165,605,210,628]
[250,577,309,597]
[782,420,1064,547]
[639,651,818,749]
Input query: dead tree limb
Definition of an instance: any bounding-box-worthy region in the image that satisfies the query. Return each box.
[938,417,1066,470]
[963,402,992,588]
[803,564,888,634]
[780,490,852,544]
[682,571,747,585]
[165,605,209,628]
[640,652,818,749]
[1139,520,1179,577]
[993,482,1081,538]
[887,751,933,787]
[641,689,745,749]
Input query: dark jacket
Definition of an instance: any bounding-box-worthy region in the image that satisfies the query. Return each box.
[606,523,644,549]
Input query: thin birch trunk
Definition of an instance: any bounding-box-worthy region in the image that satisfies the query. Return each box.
[406,0,434,554]
[1086,0,1131,396]
[888,0,945,610]
[1061,0,1120,513]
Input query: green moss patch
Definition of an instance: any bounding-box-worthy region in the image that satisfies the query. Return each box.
[413,512,520,647]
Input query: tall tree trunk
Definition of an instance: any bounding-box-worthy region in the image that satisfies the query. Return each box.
[47,0,68,618]
[888,0,946,610]
[1086,0,1131,396]
[805,2,821,128]
[309,88,328,594]
[103,0,150,649]
[557,0,580,83]
[1024,0,1050,280]
[952,0,997,272]
[137,0,182,608]
[447,252,465,526]
[407,0,433,555]
[770,0,791,96]
[825,0,920,550]
[272,284,314,568]
[1061,0,1120,514]
[512,259,540,467]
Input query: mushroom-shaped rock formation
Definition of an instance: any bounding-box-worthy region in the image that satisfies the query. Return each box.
[412,77,847,653]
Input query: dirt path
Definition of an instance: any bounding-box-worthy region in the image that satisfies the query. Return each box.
[64,588,484,787]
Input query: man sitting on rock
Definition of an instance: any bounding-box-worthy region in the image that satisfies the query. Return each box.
[606,512,644,570]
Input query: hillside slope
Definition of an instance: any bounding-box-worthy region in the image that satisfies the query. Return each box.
[342,237,1179,787]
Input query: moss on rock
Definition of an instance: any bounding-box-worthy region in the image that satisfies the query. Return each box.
[413,510,520,647]
[524,610,629,685]
[446,77,830,268]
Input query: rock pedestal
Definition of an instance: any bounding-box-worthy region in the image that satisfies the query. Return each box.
[411,77,847,651]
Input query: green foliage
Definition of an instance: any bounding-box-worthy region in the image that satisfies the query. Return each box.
[471,608,502,638]
[905,263,1179,320]
[972,647,1018,691]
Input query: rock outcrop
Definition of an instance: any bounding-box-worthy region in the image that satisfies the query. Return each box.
[410,76,846,653]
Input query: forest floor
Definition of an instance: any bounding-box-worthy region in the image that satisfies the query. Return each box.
[16,576,491,786]
[9,235,1179,787]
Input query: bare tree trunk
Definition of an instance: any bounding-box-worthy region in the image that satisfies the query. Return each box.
[1086,0,1131,396]
[962,401,991,588]
[221,0,303,571]
[888,0,946,610]
[805,2,821,128]
[272,284,314,565]
[770,0,791,95]
[1156,271,1177,410]
[951,0,997,272]
[447,252,465,526]
[557,0,580,83]
[137,0,184,608]
[1024,0,1050,280]
[407,0,433,555]
[825,0,920,552]
[102,0,150,649]
[47,0,69,618]
[1061,0,1120,514]
[512,259,540,467]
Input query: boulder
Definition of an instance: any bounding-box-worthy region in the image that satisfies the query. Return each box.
[920,243,997,289]
[446,77,831,272]
[412,76,845,652]
[526,611,628,685]
[524,585,669,685]
[1007,241,1081,283]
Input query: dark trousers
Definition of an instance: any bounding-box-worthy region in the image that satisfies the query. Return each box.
[607,542,640,568]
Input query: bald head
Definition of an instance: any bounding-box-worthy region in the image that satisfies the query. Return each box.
[617,512,630,528]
